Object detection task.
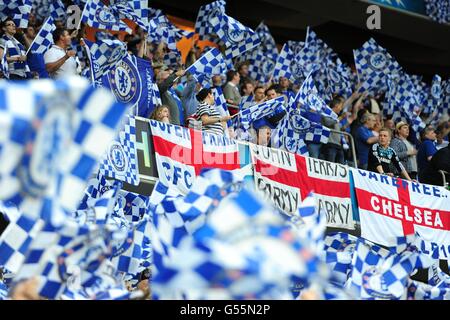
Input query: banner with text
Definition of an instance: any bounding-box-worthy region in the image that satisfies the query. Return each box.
[150,120,240,194]
[251,144,354,229]
[352,168,450,259]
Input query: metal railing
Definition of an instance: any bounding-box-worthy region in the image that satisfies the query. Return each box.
[438,170,449,188]
[329,128,358,168]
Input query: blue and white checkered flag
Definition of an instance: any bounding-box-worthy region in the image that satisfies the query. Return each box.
[94,286,144,300]
[149,169,244,293]
[238,95,255,111]
[147,14,178,51]
[152,180,323,299]
[26,16,55,55]
[0,212,44,274]
[272,42,308,84]
[272,44,293,82]
[407,279,450,300]
[0,281,8,300]
[0,0,32,28]
[424,0,450,24]
[425,74,443,123]
[78,171,117,211]
[80,0,132,33]
[163,50,182,69]
[295,70,338,120]
[109,1,148,31]
[248,50,277,85]
[353,38,402,95]
[442,79,450,118]
[109,0,150,26]
[255,21,278,56]
[185,48,227,88]
[84,38,128,80]
[14,218,111,299]
[385,74,426,136]
[211,13,250,48]
[117,190,149,223]
[347,238,395,299]
[49,0,66,20]
[295,28,333,85]
[147,13,193,48]
[221,25,261,62]
[99,116,140,186]
[195,0,226,43]
[326,57,353,99]
[73,186,119,226]
[0,49,8,79]
[323,232,358,287]
[0,78,129,226]
[273,109,328,156]
[110,215,151,277]
[239,96,285,129]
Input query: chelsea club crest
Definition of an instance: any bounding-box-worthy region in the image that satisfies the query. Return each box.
[107,141,128,174]
[362,267,396,299]
[431,83,440,99]
[329,69,340,83]
[226,28,245,45]
[96,7,117,25]
[109,58,140,104]
[369,52,387,70]
[19,96,72,197]
[262,59,274,75]
[291,113,310,133]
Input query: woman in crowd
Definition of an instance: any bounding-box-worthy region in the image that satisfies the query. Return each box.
[149,105,172,123]
[390,121,418,179]
[0,17,31,80]
[368,127,412,180]
[196,88,233,135]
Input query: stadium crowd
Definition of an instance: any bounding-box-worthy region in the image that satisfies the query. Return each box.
[0,0,450,302]
[1,5,448,187]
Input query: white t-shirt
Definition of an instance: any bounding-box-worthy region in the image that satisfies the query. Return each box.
[44,45,79,79]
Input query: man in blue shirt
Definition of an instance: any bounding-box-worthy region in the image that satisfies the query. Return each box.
[355,112,378,170]
[417,126,438,182]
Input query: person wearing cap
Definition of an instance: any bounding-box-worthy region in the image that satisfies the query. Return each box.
[0,17,31,80]
[390,121,418,179]
[368,127,412,180]
[196,88,233,135]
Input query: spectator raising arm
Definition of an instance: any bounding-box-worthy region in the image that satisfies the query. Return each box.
[45,50,75,74]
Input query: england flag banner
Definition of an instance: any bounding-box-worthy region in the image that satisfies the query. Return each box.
[251,144,354,229]
[150,120,240,194]
[351,169,450,259]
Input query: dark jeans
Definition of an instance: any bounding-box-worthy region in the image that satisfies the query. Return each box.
[307,143,322,159]
[322,144,345,164]
[9,74,27,80]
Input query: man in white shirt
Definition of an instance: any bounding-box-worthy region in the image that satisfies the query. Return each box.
[223,70,241,106]
[44,28,79,79]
